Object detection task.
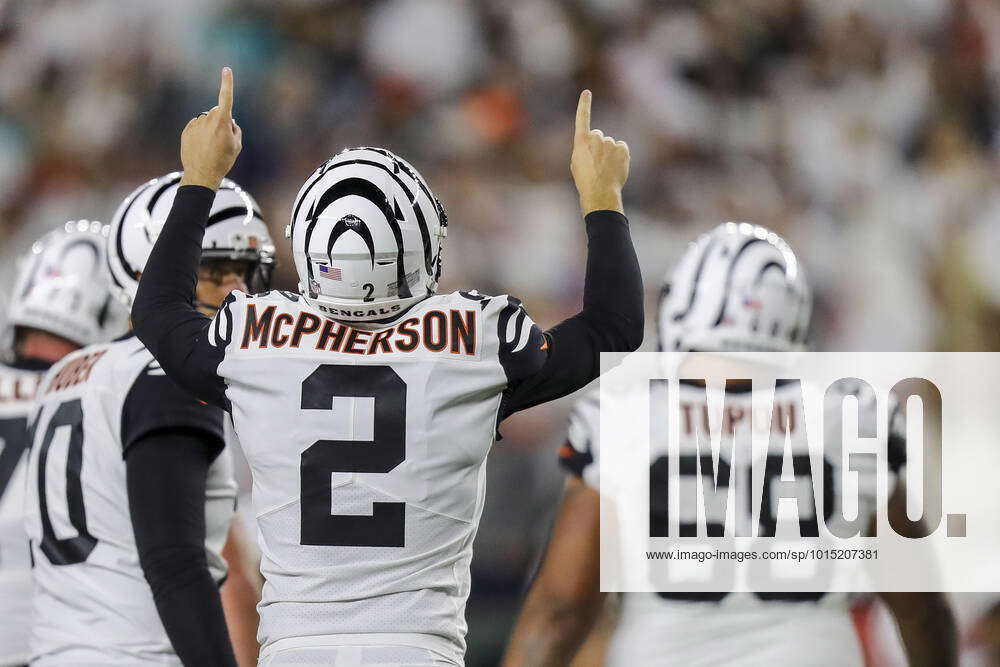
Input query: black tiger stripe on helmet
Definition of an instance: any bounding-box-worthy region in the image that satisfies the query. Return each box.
[108,173,275,306]
[658,222,810,353]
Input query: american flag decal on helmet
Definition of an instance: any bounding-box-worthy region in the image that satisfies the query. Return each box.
[318,265,342,281]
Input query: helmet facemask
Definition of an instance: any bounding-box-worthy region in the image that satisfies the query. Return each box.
[200,245,276,295]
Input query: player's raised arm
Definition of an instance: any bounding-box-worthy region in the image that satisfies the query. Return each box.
[500,90,643,417]
[132,68,243,408]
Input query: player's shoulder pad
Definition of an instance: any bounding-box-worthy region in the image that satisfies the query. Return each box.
[215,289,311,350]
[104,335,153,386]
[41,339,123,395]
[207,290,244,349]
[121,356,225,453]
[245,289,303,305]
[411,289,491,311]
[449,289,513,316]
[464,291,548,383]
[0,360,47,404]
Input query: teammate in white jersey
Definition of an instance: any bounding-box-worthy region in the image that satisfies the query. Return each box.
[131,70,643,665]
[24,173,273,666]
[503,223,958,667]
[0,222,126,667]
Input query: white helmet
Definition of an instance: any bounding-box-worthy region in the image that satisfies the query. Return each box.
[107,172,276,307]
[287,147,448,322]
[7,220,128,347]
[658,222,811,352]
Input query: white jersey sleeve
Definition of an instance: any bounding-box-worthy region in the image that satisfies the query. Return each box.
[558,389,600,490]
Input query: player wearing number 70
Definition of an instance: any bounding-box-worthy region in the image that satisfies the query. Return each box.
[0,222,127,667]
[131,68,643,666]
[23,172,273,666]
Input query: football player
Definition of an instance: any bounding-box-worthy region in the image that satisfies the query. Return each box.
[0,221,126,667]
[131,69,642,666]
[23,173,274,666]
[502,223,958,667]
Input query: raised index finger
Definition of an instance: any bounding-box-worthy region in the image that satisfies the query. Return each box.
[218,67,234,117]
[575,89,591,139]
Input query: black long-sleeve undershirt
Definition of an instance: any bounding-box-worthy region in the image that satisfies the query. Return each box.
[133,186,225,407]
[125,429,237,667]
[502,209,643,416]
[132,185,643,413]
[122,355,235,666]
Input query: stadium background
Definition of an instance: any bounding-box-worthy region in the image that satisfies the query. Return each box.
[1,0,999,664]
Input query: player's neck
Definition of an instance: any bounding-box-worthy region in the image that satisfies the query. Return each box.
[15,328,80,364]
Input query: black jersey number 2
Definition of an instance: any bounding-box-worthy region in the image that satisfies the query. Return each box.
[300,365,406,547]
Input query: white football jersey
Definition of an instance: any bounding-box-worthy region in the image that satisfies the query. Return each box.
[0,361,45,667]
[205,289,547,665]
[560,380,906,667]
[23,335,236,665]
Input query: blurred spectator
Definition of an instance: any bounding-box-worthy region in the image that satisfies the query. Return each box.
[3,0,1000,663]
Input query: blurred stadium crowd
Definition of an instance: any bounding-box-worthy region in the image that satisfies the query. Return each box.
[2,0,1000,663]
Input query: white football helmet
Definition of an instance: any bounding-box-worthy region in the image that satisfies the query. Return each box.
[7,220,127,347]
[658,222,811,352]
[287,147,448,322]
[107,172,276,306]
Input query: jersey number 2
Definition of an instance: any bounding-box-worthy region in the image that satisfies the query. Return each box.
[300,365,406,547]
